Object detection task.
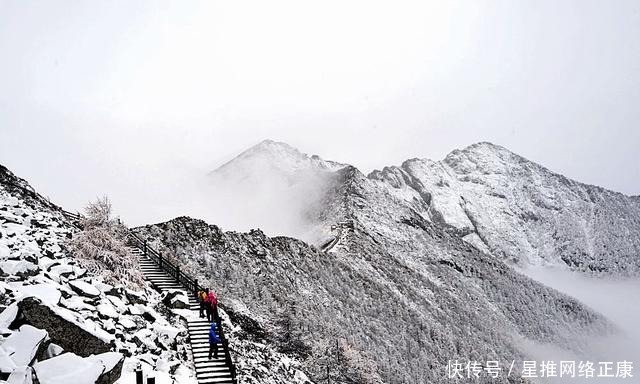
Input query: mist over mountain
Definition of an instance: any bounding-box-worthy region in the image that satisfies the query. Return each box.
[129,140,640,383]
[204,140,346,241]
[2,138,637,383]
[206,140,640,276]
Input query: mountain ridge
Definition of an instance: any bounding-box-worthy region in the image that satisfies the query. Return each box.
[205,139,640,274]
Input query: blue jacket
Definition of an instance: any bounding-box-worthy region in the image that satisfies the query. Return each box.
[209,323,221,344]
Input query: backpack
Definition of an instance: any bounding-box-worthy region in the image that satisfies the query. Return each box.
[209,292,218,306]
[199,291,208,302]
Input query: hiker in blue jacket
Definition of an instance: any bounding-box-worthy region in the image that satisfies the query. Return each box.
[208,322,221,360]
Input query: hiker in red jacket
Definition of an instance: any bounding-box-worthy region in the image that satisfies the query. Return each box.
[206,290,219,322]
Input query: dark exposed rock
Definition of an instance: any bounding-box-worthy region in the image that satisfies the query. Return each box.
[17,297,111,357]
[68,281,100,298]
[96,355,124,384]
[124,290,146,305]
[161,290,188,309]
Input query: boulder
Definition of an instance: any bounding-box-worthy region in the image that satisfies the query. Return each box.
[124,290,146,305]
[0,324,48,366]
[93,352,124,384]
[132,329,157,351]
[17,283,62,307]
[5,366,32,384]
[43,343,64,360]
[68,281,100,298]
[117,317,137,331]
[0,244,10,259]
[0,303,19,332]
[0,260,39,279]
[33,351,124,384]
[96,303,119,320]
[17,297,111,357]
[161,290,188,309]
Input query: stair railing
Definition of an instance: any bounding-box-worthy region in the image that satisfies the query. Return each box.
[127,231,238,384]
[60,209,237,384]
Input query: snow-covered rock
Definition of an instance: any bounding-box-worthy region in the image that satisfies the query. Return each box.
[96,303,119,320]
[0,324,48,367]
[68,281,101,298]
[370,142,640,274]
[18,297,111,357]
[0,303,19,331]
[33,352,101,384]
[0,166,200,383]
[160,290,189,309]
[135,140,637,384]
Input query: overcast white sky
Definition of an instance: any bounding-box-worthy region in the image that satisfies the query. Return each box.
[1,1,639,225]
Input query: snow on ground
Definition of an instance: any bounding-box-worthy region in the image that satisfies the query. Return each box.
[0,186,197,383]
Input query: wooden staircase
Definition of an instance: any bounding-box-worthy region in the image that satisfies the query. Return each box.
[131,246,237,384]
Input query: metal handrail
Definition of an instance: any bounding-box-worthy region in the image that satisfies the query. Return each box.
[61,211,237,383]
[127,231,237,383]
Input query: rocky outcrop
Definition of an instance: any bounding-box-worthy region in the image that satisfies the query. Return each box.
[370,142,640,275]
[0,165,199,383]
[17,297,111,357]
[96,354,125,384]
[32,352,124,384]
[161,290,188,309]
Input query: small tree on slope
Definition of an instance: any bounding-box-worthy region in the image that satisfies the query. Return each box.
[67,196,144,288]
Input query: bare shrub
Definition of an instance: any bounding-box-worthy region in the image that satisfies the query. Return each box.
[67,196,144,288]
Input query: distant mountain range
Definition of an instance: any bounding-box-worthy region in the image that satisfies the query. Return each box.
[208,139,640,275]
[131,139,639,383]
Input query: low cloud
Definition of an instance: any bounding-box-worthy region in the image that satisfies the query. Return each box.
[520,267,640,383]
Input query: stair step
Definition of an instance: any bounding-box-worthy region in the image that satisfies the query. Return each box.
[197,370,231,376]
[193,356,228,363]
[192,345,225,351]
[194,361,229,369]
[191,334,220,339]
[196,366,232,374]
[194,362,227,369]
[145,280,176,284]
[196,365,232,372]
[188,321,217,326]
[135,252,236,383]
[197,372,233,380]
[198,378,234,384]
[191,335,221,340]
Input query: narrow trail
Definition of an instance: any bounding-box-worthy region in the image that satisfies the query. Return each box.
[321,220,354,253]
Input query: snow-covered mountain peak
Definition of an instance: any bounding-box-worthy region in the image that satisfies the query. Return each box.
[366,143,640,274]
[235,139,306,164]
[201,141,348,239]
[211,140,345,179]
[442,141,528,175]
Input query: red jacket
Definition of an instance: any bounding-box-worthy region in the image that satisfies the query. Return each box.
[206,292,218,306]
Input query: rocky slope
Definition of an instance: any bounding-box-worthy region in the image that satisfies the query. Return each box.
[0,164,314,384]
[132,140,640,383]
[369,142,640,275]
[206,141,640,276]
[135,211,611,383]
[0,165,198,384]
